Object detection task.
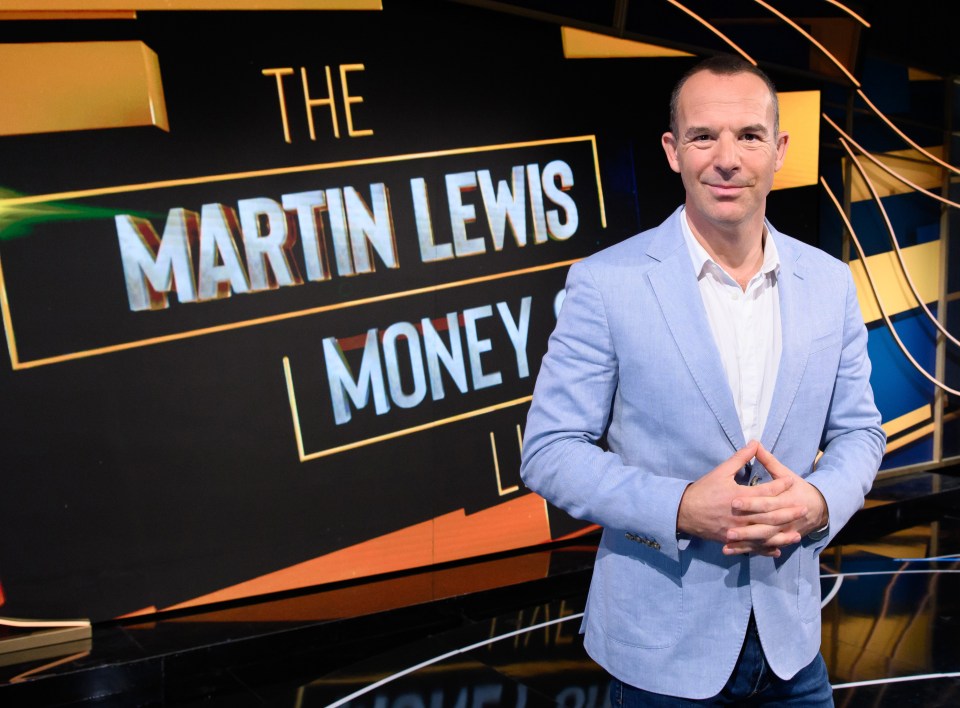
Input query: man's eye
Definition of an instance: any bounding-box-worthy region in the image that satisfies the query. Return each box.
[742,134,759,141]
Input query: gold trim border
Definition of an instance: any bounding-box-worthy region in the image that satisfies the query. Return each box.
[1,135,604,370]
[0,1,382,11]
[284,349,532,460]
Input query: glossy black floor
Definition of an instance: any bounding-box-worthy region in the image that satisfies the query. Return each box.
[2,470,959,707]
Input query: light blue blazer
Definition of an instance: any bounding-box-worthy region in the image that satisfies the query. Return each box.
[520,208,885,699]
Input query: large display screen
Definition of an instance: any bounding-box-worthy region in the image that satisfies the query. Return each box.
[0,2,825,621]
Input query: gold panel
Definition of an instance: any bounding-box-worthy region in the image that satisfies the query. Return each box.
[882,404,930,438]
[0,1,380,9]
[909,67,942,81]
[0,41,168,136]
[848,240,941,324]
[772,90,820,190]
[846,146,946,201]
[0,12,136,19]
[561,27,694,59]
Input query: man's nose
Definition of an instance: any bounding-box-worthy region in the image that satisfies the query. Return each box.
[714,134,740,174]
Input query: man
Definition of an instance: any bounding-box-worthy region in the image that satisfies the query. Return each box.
[520,55,885,705]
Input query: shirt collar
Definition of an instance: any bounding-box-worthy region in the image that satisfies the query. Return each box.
[680,207,781,283]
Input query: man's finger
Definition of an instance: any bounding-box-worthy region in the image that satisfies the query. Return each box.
[720,440,760,478]
[730,477,794,512]
[756,443,793,480]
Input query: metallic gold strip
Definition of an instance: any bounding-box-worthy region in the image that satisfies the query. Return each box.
[822,0,870,27]
[845,143,948,202]
[751,0,860,86]
[823,114,953,205]
[821,177,960,397]
[665,0,756,65]
[0,250,17,369]
[0,11,136,19]
[840,141,960,355]
[0,41,168,137]
[283,357,308,462]
[561,26,694,58]
[490,431,519,496]
[1,135,603,207]
[8,258,580,370]
[0,1,381,9]
[291,392,533,461]
[857,89,958,176]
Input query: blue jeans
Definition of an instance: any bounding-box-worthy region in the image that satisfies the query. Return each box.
[609,615,833,706]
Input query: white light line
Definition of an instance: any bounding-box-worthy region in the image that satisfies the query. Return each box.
[821,569,960,579]
[326,568,958,706]
[325,613,585,708]
[893,554,960,562]
[833,671,960,689]
[820,574,844,607]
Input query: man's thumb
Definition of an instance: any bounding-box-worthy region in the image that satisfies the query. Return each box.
[724,440,759,476]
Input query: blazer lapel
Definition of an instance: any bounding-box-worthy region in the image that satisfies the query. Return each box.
[761,228,813,451]
[645,213,745,451]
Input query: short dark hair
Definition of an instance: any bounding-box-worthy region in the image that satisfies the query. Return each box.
[668,55,780,137]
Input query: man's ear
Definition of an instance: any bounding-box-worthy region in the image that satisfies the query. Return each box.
[662,132,681,174]
[774,131,790,172]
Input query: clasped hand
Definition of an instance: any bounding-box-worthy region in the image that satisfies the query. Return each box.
[676,441,827,558]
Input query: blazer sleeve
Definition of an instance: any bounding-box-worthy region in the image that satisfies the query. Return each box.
[520,260,690,561]
[804,266,886,548]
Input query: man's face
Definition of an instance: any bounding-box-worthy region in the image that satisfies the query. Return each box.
[662,70,788,236]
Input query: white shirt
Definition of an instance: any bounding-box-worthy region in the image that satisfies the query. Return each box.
[680,209,782,444]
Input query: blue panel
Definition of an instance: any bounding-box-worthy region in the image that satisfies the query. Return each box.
[849,192,941,257]
[861,58,911,114]
[880,432,933,470]
[867,310,937,425]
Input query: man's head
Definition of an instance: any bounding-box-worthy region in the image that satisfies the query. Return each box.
[669,55,780,138]
[661,55,789,238]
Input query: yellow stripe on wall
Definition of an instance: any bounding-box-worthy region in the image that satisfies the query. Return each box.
[562,27,694,59]
[845,146,946,202]
[0,41,169,137]
[849,240,941,324]
[882,405,930,437]
[772,91,820,191]
[0,1,380,10]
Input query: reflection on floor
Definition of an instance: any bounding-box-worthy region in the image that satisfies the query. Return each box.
[1,471,959,707]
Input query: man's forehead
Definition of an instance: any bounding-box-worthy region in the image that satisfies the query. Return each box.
[676,72,775,125]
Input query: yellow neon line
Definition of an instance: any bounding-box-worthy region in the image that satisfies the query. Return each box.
[0,251,20,368]
[9,258,580,370]
[588,135,608,228]
[283,357,308,461]
[752,0,860,87]
[0,135,602,207]
[822,0,870,27]
[822,114,960,209]
[839,139,960,349]
[665,0,757,65]
[820,177,960,396]
[298,396,533,461]
[856,90,959,176]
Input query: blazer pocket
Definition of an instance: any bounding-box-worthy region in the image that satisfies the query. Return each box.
[597,538,683,648]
